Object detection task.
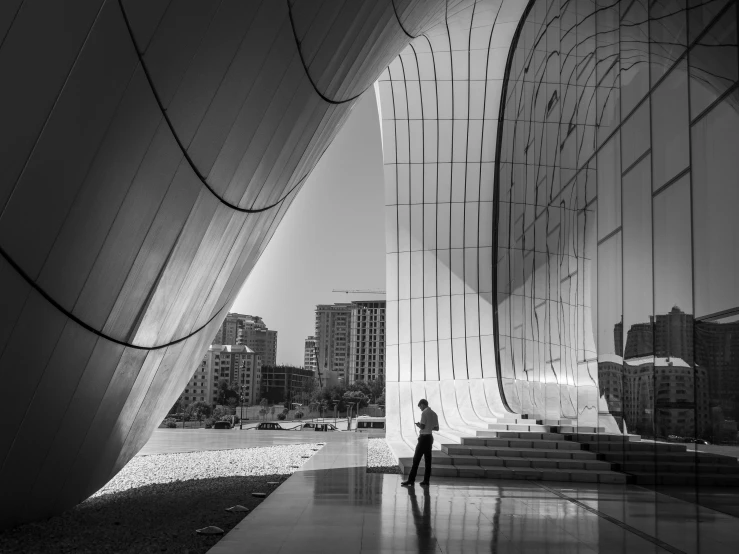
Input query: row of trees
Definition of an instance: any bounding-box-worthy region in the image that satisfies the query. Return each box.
[306,376,385,415]
[169,376,386,422]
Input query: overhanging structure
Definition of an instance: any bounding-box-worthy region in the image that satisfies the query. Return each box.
[0,0,737,527]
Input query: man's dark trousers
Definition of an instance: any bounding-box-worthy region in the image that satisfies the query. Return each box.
[408,434,433,483]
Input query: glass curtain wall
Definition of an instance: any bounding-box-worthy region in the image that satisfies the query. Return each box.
[496,0,739,446]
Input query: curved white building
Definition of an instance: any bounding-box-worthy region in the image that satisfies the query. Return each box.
[376,0,529,455]
[1,0,738,528]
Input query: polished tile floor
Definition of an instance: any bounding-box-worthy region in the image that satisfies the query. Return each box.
[203,435,739,554]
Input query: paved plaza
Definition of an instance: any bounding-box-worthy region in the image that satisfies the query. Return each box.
[133,431,739,554]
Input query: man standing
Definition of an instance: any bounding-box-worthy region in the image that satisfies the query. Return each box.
[401,399,439,487]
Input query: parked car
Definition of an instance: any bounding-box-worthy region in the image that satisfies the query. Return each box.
[298,422,339,432]
[213,421,232,429]
[356,417,386,433]
[255,422,286,431]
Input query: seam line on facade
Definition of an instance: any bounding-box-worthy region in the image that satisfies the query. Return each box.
[491,0,537,414]
[444,0,457,381]
[285,0,367,105]
[390,0,418,39]
[116,0,307,214]
[695,306,739,322]
[0,242,228,351]
[652,167,691,198]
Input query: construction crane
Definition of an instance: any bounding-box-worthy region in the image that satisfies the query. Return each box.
[332,289,386,294]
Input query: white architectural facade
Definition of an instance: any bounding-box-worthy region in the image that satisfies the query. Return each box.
[377,0,528,456]
[3,0,737,527]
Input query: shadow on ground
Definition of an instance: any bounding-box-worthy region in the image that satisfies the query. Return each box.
[0,474,288,553]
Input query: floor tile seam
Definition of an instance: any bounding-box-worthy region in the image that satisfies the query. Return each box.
[635,484,739,521]
[537,484,687,554]
[561,485,739,524]
[207,445,322,552]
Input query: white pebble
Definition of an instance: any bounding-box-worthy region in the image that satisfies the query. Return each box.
[87,443,321,499]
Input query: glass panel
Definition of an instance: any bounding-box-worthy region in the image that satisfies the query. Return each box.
[622,155,653,360]
[653,174,696,443]
[688,5,738,119]
[651,61,690,190]
[691,91,739,318]
[650,0,688,84]
[688,0,732,43]
[695,312,739,445]
[620,0,650,116]
[597,131,621,240]
[621,101,650,171]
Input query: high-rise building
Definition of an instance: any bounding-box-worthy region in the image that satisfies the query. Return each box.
[260,366,315,405]
[304,336,318,373]
[315,303,353,386]
[315,301,386,386]
[348,301,385,384]
[655,307,694,364]
[237,326,278,368]
[213,313,277,367]
[624,320,654,359]
[179,344,261,407]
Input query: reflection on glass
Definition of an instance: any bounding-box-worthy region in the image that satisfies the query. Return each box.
[688,5,738,118]
[496,0,739,446]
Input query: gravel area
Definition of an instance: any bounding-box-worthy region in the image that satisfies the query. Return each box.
[0,443,320,554]
[91,443,320,498]
[366,438,400,474]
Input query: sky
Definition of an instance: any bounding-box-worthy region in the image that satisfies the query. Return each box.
[231,89,386,366]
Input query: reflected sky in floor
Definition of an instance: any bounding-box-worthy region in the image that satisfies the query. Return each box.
[204,434,739,554]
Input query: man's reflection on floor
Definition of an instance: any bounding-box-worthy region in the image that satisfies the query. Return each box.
[407,486,435,551]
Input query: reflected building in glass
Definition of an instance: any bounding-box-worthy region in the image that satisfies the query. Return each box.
[495,0,739,443]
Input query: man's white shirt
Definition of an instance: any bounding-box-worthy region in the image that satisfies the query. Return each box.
[419,407,439,435]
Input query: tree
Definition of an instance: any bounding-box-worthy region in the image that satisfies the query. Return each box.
[368,375,385,403]
[216,379,239,405]
[347,377,384,404]
[212,406,227,421]
[169,399,182,415]
[185,401,212,425]
[342,390,369,409]
[260,398,269,420]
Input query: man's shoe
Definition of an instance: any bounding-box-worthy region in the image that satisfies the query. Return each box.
[419,482,430,486]
[400,480,414,487]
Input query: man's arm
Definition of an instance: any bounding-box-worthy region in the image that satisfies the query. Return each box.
[416,410,428,429]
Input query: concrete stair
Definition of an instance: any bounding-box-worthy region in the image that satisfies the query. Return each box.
[399,431,630,484]
[397,413,739,486]
[567,435,739,486]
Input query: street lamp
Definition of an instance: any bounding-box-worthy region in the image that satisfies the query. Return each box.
[331,400,339,427]
[239,384,246,430]
[346,401,357,431]
[239,360,246,430]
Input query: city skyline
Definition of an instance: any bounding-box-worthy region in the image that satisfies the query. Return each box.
[230,91,386,367]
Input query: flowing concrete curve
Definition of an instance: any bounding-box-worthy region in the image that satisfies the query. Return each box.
[0,0,458,528]
[377,0,528,458]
